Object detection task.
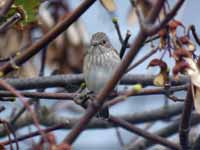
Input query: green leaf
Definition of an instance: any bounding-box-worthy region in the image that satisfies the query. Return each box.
[15,0,40,24]
[5,0,40,26]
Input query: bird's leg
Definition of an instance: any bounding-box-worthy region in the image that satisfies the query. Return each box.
[74,89,94,109]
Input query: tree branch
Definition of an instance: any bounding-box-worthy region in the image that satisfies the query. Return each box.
[1,74,187,90]
[179,84,193,150]
[109,116,180,150]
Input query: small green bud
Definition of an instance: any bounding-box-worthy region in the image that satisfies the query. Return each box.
[167,67,170,73]
[0,71,4,77]
[112,17,118,23]
[133,84,142,93]
[80,82,86,89]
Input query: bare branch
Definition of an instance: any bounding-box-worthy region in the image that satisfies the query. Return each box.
[179,84,193,150]
[109,116,180,150]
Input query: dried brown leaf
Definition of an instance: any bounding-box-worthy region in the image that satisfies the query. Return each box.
[127,7,137,26]
[147,59,167,71]
[100,0,116,12]
[147,59,168,86]
[173,48,192,60]
[153,73,166,86]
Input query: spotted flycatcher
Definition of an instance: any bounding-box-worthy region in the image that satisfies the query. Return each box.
[83,32,121,117]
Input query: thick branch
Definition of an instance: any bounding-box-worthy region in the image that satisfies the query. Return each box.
[179,84,193,150]
[2,74,187,90]
[0,84,187,100]
[0,104,183,139]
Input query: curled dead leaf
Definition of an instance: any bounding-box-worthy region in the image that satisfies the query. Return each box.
[158,29,168,49]
[153,73,166,86]
[147,59,167,71]
[173,48,192,61]
[168,20,184,36]
[179,36,196,52]
[172,60,190,79]
[127,7,137,26]
[179,36,190,44]
[168,20,183,30]
[158,28,168,37]
[147,59,169,86]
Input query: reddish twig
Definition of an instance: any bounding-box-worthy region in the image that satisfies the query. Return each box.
[0,79,46,140]
[2,122,68,146]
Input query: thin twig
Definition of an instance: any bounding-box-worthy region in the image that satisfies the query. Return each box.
[144,0,185,36]
[112,18,124,44]
[0,13,22,33]
[188,25,200,45]
[109,116,180,150]
[120,30,131,59]
[115,128,125,147]
[127,113,200,149]
[126,47,158,73]
[2,122,68,145]
[0,79,46,140]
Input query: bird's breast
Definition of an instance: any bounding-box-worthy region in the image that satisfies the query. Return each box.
[83,51,120,93]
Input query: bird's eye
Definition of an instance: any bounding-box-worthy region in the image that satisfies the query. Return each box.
[102,40,106,44]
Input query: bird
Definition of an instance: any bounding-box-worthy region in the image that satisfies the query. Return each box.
[83,32,121,118]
